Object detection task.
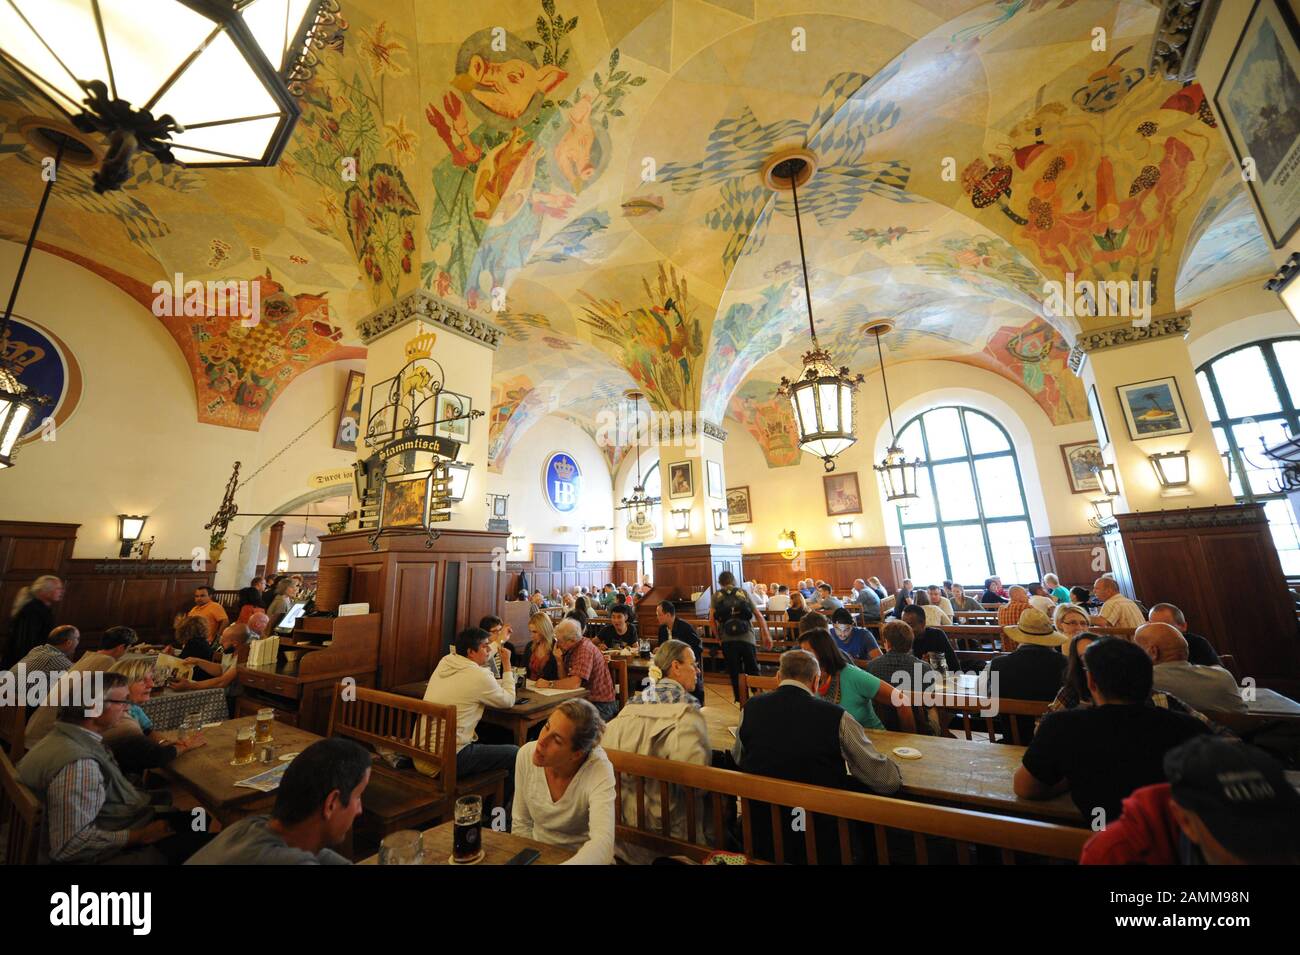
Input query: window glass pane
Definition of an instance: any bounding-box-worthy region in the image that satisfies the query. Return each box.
[986,521,1038,583]
[1263,499,1300,576]
[895,419,921,458]
[1196,371,1218,424]
[974,457,1025,517]
[1273,341,1300,411]
[933,462,979,520]
[1212,347,1281,418]
[943,524,991,584]
[964,410,1009,454]
[921,407,966,460]
[898,466,937,524]
[642,462,660,499]
[903,527,947,584]
[1213,427,1244,497]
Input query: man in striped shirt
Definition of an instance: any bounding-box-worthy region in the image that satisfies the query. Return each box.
[12,625,80,682]
[543,618,618,721]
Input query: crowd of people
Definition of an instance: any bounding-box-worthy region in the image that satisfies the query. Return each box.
[3,566,1296,866]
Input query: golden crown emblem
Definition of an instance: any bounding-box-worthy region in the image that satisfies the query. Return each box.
[404,330,436,361]
[553,458,577,480]
[0,334,46,369]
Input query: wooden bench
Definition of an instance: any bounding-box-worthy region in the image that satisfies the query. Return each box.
[606,749,1090,865]
[738,673,779,705]
[608,658,629,708]
[898,693,1050,745]
[327,685,507,840]
[0,748,42,865]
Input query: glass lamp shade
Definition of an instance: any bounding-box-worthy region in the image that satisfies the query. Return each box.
[1095,464,1119,497]
[1090,497,1115,523]
[712,508,726,532]
[1265,253,1300,324]
[291,536,315,558]
[875,445,920,503]
[837,519,853,540]
[0,0,331,169]
[447,462,471,502]
[0,364,43,468]
[118,514,147,542]
[779,349,861,471]
[1150,450,1190,487]
[670,508,690,535]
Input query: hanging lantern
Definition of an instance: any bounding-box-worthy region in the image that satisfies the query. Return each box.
[291,505,315,558]
[0,362,45,469]
[865,321,920,504]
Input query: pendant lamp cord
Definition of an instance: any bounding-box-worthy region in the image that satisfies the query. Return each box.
[2,139,65,340]
[875,328,898,443]
[788,169,818,345]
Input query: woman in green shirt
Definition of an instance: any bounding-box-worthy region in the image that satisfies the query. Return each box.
[798,629,898,731]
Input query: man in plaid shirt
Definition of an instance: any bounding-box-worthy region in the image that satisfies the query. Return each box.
[538,618,618,721]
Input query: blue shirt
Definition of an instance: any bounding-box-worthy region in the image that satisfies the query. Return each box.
[128,704,152,734]
[833,627,879,661]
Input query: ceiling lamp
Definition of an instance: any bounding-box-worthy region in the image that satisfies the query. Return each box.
[1265,252,1300,324]
[866,321,920,504]
[768,150,864,472]
[0,0,342,191]
[1150,450,1190,488]
[616,390,661,522]
[291,504,315,558]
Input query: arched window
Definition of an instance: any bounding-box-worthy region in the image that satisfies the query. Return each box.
[894,406,1039,586]
[1196,338,1300,575]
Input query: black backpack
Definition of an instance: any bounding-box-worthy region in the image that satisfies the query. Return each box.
[715,587,752,637]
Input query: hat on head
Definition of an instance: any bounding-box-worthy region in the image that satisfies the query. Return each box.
[1003,608,1068,648]
[1165,736,1300,862]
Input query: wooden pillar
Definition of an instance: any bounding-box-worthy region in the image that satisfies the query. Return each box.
[265,520,285,575]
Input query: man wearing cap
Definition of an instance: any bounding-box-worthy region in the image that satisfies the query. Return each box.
[1081,736,1300,864]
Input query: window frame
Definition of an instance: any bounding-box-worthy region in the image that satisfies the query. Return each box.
[894,405,1039,583]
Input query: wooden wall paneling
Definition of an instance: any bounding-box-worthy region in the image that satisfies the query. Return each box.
[1033,535,1107,588]
[740,546,907,592]
[465,561,500,632]
[390,561,438,689]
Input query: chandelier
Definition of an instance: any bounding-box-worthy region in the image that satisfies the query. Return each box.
[867,321,920,504]
[615,390,661,522]
[0,1,343,191]
[768,150,863,472]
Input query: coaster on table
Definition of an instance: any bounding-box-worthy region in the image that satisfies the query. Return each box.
[447,849,485,865]
[892,746,923,760]
[278,752,300,761]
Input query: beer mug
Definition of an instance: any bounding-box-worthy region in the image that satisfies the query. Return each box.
[233,727,255,765]
[183,711,202,743]
[255,707,274,743]
[453,795,483,862]
[379,830,423,865]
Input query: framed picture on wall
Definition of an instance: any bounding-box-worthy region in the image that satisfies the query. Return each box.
[726,486,752,524]
[1087,384,1110,450]
[706,460,723,499]
[434,391,472,443]
[668,461,693,499]
[823,471,863,516]
[333,370,364,451]
[1116,376,1193,440]
[380,473,431,528]
[1060,441,1104,494]
[1214,0,1300,248]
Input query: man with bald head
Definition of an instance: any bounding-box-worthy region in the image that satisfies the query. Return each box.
[997,585,1030,628]
[1147,603,1220,667]
[1135,623,1245,714]
[1093,575,1145,629]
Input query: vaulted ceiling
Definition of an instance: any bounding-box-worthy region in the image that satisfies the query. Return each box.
[0,0,1274,470]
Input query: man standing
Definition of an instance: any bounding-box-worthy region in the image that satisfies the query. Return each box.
[2,575,64,670]
[709,571,772,704]
[186,586,229,641]
[540,618,620,721]
[1093,575,1145,629]
[655,601,704,703]
[1147,603,1221,667]
[1134,623,1245,714]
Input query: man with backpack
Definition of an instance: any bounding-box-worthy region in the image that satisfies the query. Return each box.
[709,571,773,704]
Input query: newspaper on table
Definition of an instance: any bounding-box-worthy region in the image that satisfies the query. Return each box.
[234,761,291,792]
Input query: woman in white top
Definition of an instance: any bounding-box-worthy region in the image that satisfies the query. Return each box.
[512,698,616,864]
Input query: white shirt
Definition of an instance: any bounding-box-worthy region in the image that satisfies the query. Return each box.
[921,604,952,628]
[1100,593,1145,629]
[1027,595,1055,617]
[511,743,616,864]
[765,593,790,612]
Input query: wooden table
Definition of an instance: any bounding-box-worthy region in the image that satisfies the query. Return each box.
[158,715,326,824]
[1246,688,1300,716]
[391,679,589,746]
[359,822,571,865]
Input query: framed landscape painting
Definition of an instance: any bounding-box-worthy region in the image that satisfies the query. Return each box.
[1214,0,1300,247]
[1116,377,1192,440]
[726,486,752,524]
[1060,441,1104,494]
[380,473,431,528]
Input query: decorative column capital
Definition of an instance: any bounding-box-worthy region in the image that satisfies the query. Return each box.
[356,289,505,350]
[1068,311,1191,375]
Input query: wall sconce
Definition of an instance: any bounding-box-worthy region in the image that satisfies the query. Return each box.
[1087,497,1116,530]
[671,508,691,536]
[837,519,853,540]
[117,514,147,558]
[711,507,727,532]
[778,529,800,560]
[447,462,472,502]
[509,534,525,553]
[1092,464,1119,497]
[1265,252,1300,323]
[1150,450,1190,488]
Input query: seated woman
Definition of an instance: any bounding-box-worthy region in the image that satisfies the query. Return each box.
[171,614,217,663]
[526,611,561,682]
[512,698,616,864]
[266,579,299,629]
[602,639,710,863]
[1053,603,1091,642]
[798,627,897,731]
[574,595,597,621]
[750,583,768,611]
[785,590,807,624]
[173,623,249,717]
[234,586,262,625]
[913,589,953,628]
[104,657,206,774]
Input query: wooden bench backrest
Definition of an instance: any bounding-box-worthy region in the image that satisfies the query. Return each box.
[327,684,458,792]
[606,749,1089,865]
[608,659,629,707]
[0,701,26,763]
[0,748,41,865]
[902,694,1049,744]
[738,674,779,705]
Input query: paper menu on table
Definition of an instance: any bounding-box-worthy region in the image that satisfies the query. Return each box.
[525,681,573,696]
[234,762,291,792]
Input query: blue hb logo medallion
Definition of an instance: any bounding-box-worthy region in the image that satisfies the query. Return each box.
[544,452,581,513]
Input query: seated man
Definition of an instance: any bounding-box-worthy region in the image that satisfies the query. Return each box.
[1147,602,1221,667]
[539,618,619,721]
[854,579,882,622]
[765,585,791,613]
[173,621,249,715]
[811,583,843,614]
[901,605,959,672]
[866,620,935,693]
[186,585,229,641]
[25,626,135,749]
[925,584,954,619]
[245,611,270,640]
[418,627,518,783]
[1134,623,1245,714]
[997,586,1031,627]
[879,578,912,616]
[1093,574,1145,629]
[982,608,1068,701]
[13,624,79,683]
[1043,573,1070,605]
[17,672,212,864]
[512,698,615,864]
[1015,637,1210,824]
[655,601,704,703]
[187,737,371,864]
[829,607,881,661]
[1026,584,1055,617]
[1081,736,1300,865]
[596,604,637,649]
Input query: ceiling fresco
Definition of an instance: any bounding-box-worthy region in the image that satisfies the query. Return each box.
[0,0,1277,464]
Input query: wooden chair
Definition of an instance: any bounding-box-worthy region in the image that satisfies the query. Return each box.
[926,695,1050,744]
[0,748,42,865]
[1217,654,1240,683]
[0,700,26,763]
[738,673,779,706]
[608,658,630,708]
[327,685,506,839]
[607,749,1090,865]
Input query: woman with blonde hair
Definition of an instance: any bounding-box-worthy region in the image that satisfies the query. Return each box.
[1,574,64,669]
[1053,603,1091,640]
[526,611,562,682]
[104,656,205,774]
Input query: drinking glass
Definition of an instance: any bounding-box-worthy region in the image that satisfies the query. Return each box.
[255,707,274,743]
[453,795,483,862]
[379,829,424,865]
[182,711,202,743]
[233,727,255,764]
